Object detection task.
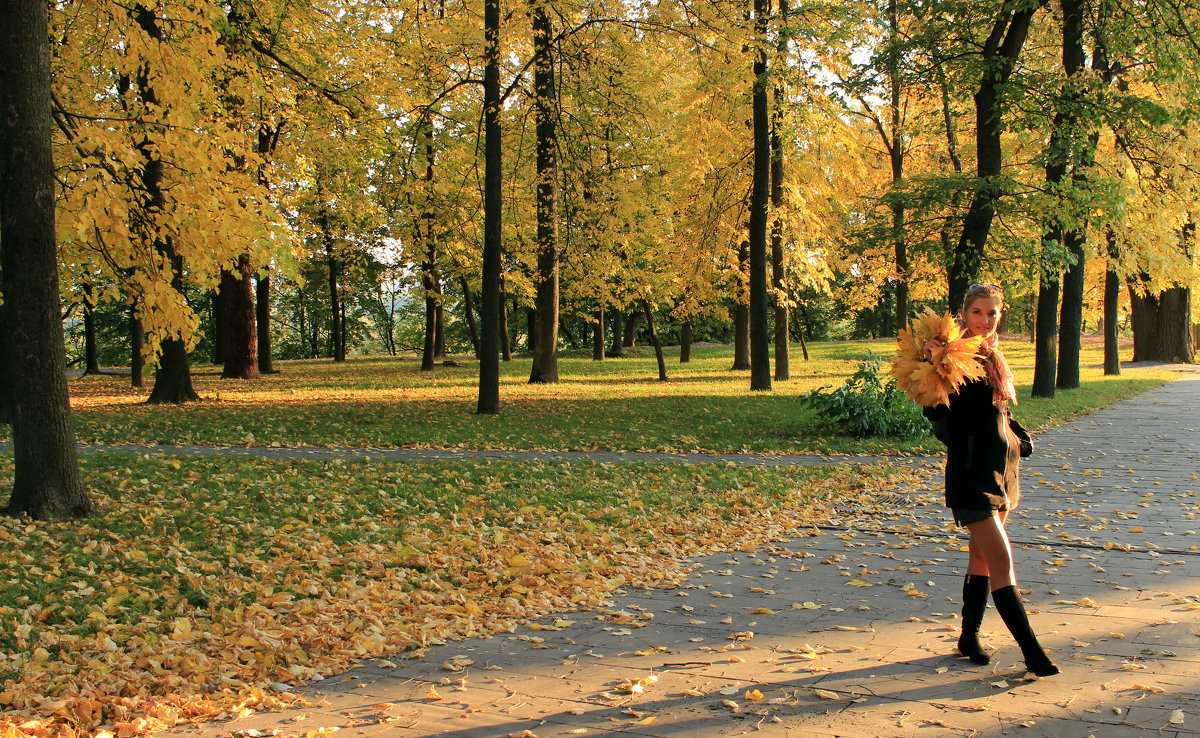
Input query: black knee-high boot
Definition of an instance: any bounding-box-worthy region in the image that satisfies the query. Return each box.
[991,585,1059,676]
[957,574,990,665]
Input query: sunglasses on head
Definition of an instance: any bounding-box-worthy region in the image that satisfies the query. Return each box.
[970,283,1002,292]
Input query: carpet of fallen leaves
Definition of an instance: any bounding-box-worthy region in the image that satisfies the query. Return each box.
[0,452,923,737]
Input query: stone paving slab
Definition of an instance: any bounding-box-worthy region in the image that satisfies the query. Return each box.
[163,374,1200,737]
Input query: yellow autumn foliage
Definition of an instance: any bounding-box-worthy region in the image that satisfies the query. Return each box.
[890,308,986,407]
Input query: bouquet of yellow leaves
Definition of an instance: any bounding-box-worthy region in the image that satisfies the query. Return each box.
[890,308,987,408]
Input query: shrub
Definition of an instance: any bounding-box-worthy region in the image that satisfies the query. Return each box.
[801,352,928,438]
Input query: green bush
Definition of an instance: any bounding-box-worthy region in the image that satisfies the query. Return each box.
[801,352,928,438]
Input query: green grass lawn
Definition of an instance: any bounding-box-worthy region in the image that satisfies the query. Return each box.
[17,339,1177,454]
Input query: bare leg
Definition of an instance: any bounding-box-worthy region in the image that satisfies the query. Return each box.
[965,513,1015,588]
[960,511,1008,580]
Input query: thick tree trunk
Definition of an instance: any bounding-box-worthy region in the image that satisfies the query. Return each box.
[477,0,502,414]
[528,0,560,384]
[130,307,145,388]
[460,276,480,358]
[680,319,692,363]
[256,272,276,373]
[0,304,11,425]
[1054,0,1087,391]
[623,311,641,348]
[592,304,604,361]
[950,4,1042,302]
[211,289,224,365]
[221,254,258,379]
[1031,273,1059,398]
[0,0,93,520]
[642,300,667,382]
[609,308,624,357]
[1129,280,1193,363]
[748,0,771,391]
[0,0,92,518]
[1056,230,1085,389]
[525,307,537,353]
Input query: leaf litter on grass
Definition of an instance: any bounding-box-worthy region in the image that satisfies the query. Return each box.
[0,453,917,737]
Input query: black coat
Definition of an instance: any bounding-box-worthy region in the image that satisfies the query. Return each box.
[925,377,1032,513]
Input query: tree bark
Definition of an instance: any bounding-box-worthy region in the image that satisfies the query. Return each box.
[82,281,100,374]
[0,303,11,425]
[460,276,481,358]
[221,254,258,379]
[623,311,641,348]
[325,233,344,362]
[256,272,276,373]
[748,0,772,391]
[1031,272,1059,398]
[1129,276,1193,363]
[528,0,560,383]
[130,306,145,388]
[642,300,667,381]
[0,0,92,518]
[498,276,512,361]
[592,303,604,361]
[680,319,692,363]
[1103,229,1121,375]
[421,244,438,372]
[1054,0,1088,391]
[949,3,1043,302]
[885,0,909,336]
[732,240,750,370]
[609,307,624,357]
[477,0,502,413]
[211,289,224,365]
[770,0,790,382]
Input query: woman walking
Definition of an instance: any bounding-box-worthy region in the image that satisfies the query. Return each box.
[926,283,1059,677]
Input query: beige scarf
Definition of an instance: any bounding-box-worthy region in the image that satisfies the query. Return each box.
[955,317,1017,408]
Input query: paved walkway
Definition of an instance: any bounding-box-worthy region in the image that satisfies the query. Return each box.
[156,374,1200,736]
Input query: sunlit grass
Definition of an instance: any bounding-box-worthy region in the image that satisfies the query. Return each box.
[1,339,1175,454]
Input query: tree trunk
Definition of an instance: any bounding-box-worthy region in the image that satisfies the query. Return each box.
[609,307,624,357]
[434,302,445,359]
[211,289,224,365]
[82,282,100,374]
[1103,229,1121,375]
[130,306,145,388]
[559,316,578,349]
[221,254,258,379]
[1129,279,1194,363]
[0,303,11,425]
[748,0,772,391]
[642,300,667,382]
[256,271,276,373]
[498,276,512,362]
[592,303,604,361]
[680,319,692,363]
[1031,272,1059,398]
[0,0,92,518]
[732,240,750,370]
[477,0,502,414]
[326,236,344,362]
[885,0,909,337]
[623,311,641,348]
[949,4,1042,302]
[528,0,560,384]
[770,0,790,382]
[1053,0,1087,391]
[459,276,481,358]
[525,307,537,353]
[421,244,437,372]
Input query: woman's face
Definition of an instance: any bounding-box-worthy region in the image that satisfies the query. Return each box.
[964,296,1002,338]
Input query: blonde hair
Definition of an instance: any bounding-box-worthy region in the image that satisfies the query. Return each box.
[961,283,1004,314]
